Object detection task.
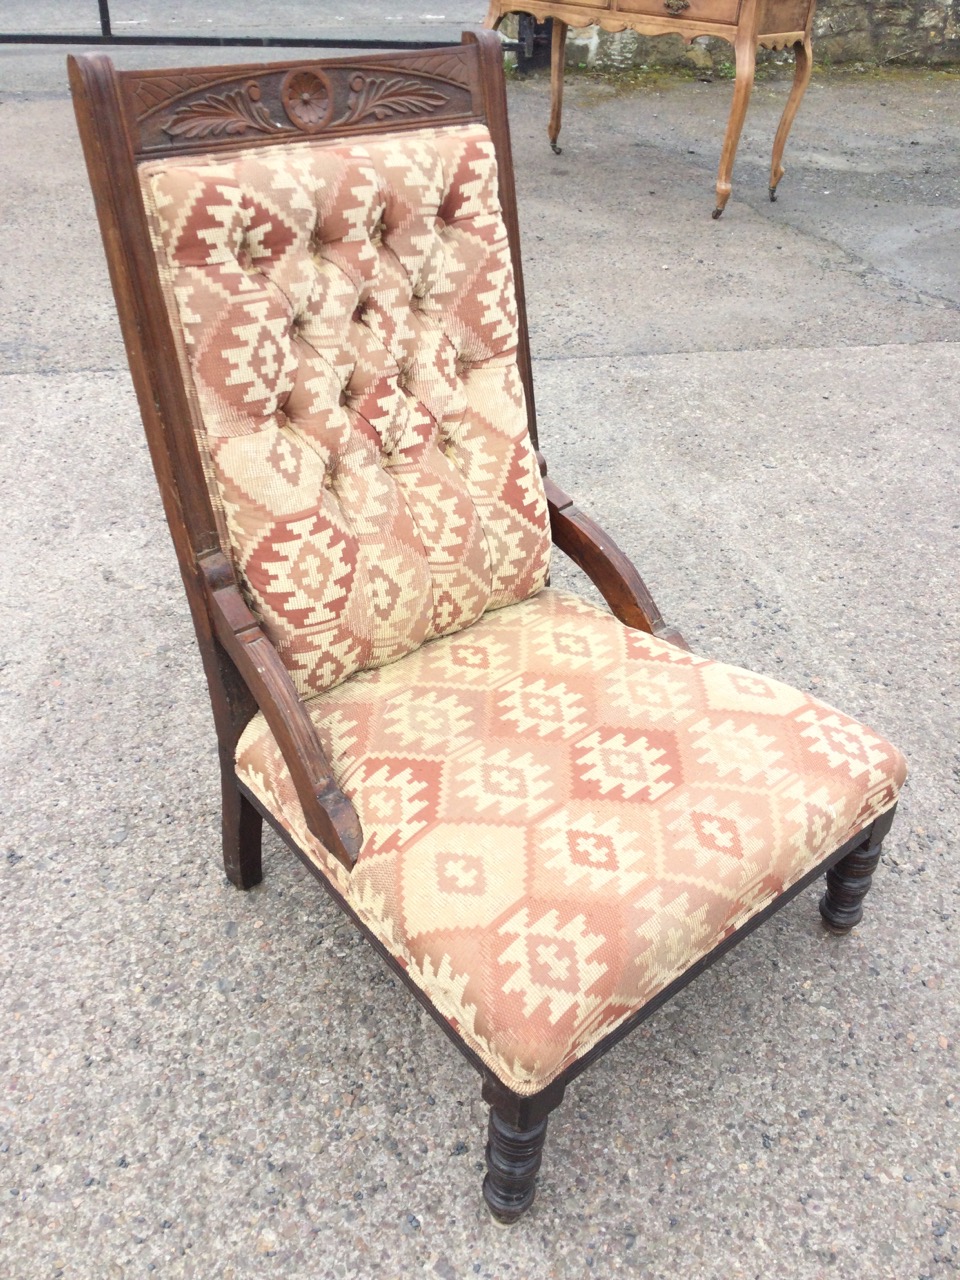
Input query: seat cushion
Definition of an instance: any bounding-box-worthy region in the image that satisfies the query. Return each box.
[236,589,906,1095]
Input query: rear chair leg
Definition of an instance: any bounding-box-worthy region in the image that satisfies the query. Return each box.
[819,808,895,934]
[222,771,263,889]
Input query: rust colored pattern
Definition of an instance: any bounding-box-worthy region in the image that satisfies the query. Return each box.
[139,123,550,697]
[236,589,906,1095]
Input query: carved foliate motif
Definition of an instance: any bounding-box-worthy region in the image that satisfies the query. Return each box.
[338,74,449,125]
[125,57,475,156]
[131,73,216,117]
[162,83,276,140]
[386,50,473,88]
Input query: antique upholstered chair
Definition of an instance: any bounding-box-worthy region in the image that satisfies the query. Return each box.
[70,32,905,1223]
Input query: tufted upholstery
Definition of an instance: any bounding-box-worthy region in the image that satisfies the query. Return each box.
[140,124,550,696]
[134,112,907,1101]
[235,589,907,1095]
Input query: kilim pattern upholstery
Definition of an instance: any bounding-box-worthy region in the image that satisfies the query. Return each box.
[236,589,907,1095]
[136,110,906,1099]
[72,38,909,1222]
[140,123,550,697]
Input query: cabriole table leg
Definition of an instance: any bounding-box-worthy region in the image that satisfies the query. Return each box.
[549,18,568,153]
[769,35,813,201]
[713,31,757,219]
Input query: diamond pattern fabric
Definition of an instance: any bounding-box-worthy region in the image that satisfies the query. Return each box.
[139,124,550,696]
[235,589,906,1096]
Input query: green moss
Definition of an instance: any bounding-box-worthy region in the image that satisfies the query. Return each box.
[538,58,960,103]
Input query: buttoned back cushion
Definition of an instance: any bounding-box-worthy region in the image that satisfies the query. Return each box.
[140,124,550,696]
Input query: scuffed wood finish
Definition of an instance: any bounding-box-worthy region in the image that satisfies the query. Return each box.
[201,551,363,872]
[485,0,817,214]
[541,468,689,648]
[221,772,263,889]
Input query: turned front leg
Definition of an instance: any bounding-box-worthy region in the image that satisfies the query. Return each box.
[819,809,895,933]
[483,1108,549,1223]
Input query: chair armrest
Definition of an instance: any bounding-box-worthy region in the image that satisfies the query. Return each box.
[200,552,363,871]
[541,466,689,651]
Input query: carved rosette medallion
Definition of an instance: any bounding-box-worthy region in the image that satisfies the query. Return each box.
[281,69,334,133]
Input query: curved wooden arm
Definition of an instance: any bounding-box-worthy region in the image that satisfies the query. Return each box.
[200,552,363,871]
[541,464,689,651]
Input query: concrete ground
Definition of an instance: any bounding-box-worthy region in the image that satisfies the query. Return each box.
[1,8,959,1278]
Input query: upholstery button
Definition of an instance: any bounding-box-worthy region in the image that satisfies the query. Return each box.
[397,366,411,390]
[352,302,365,323]
[339,389,349,407]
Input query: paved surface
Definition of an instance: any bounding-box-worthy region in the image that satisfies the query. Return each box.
[0,2,487,42]
[1,13,959,1279]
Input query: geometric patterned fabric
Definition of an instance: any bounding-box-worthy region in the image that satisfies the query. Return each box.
[139,124,550,696]
[236,589,907,1095]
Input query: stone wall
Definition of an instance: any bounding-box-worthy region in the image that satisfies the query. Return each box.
[815,0,960,63]
[535,1,960,70]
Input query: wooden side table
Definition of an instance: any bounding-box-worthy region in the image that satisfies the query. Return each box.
[485,0,817,217]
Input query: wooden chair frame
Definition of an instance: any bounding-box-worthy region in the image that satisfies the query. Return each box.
[70,31,896,1223]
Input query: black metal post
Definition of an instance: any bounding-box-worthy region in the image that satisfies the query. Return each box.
[97,0,112,41]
